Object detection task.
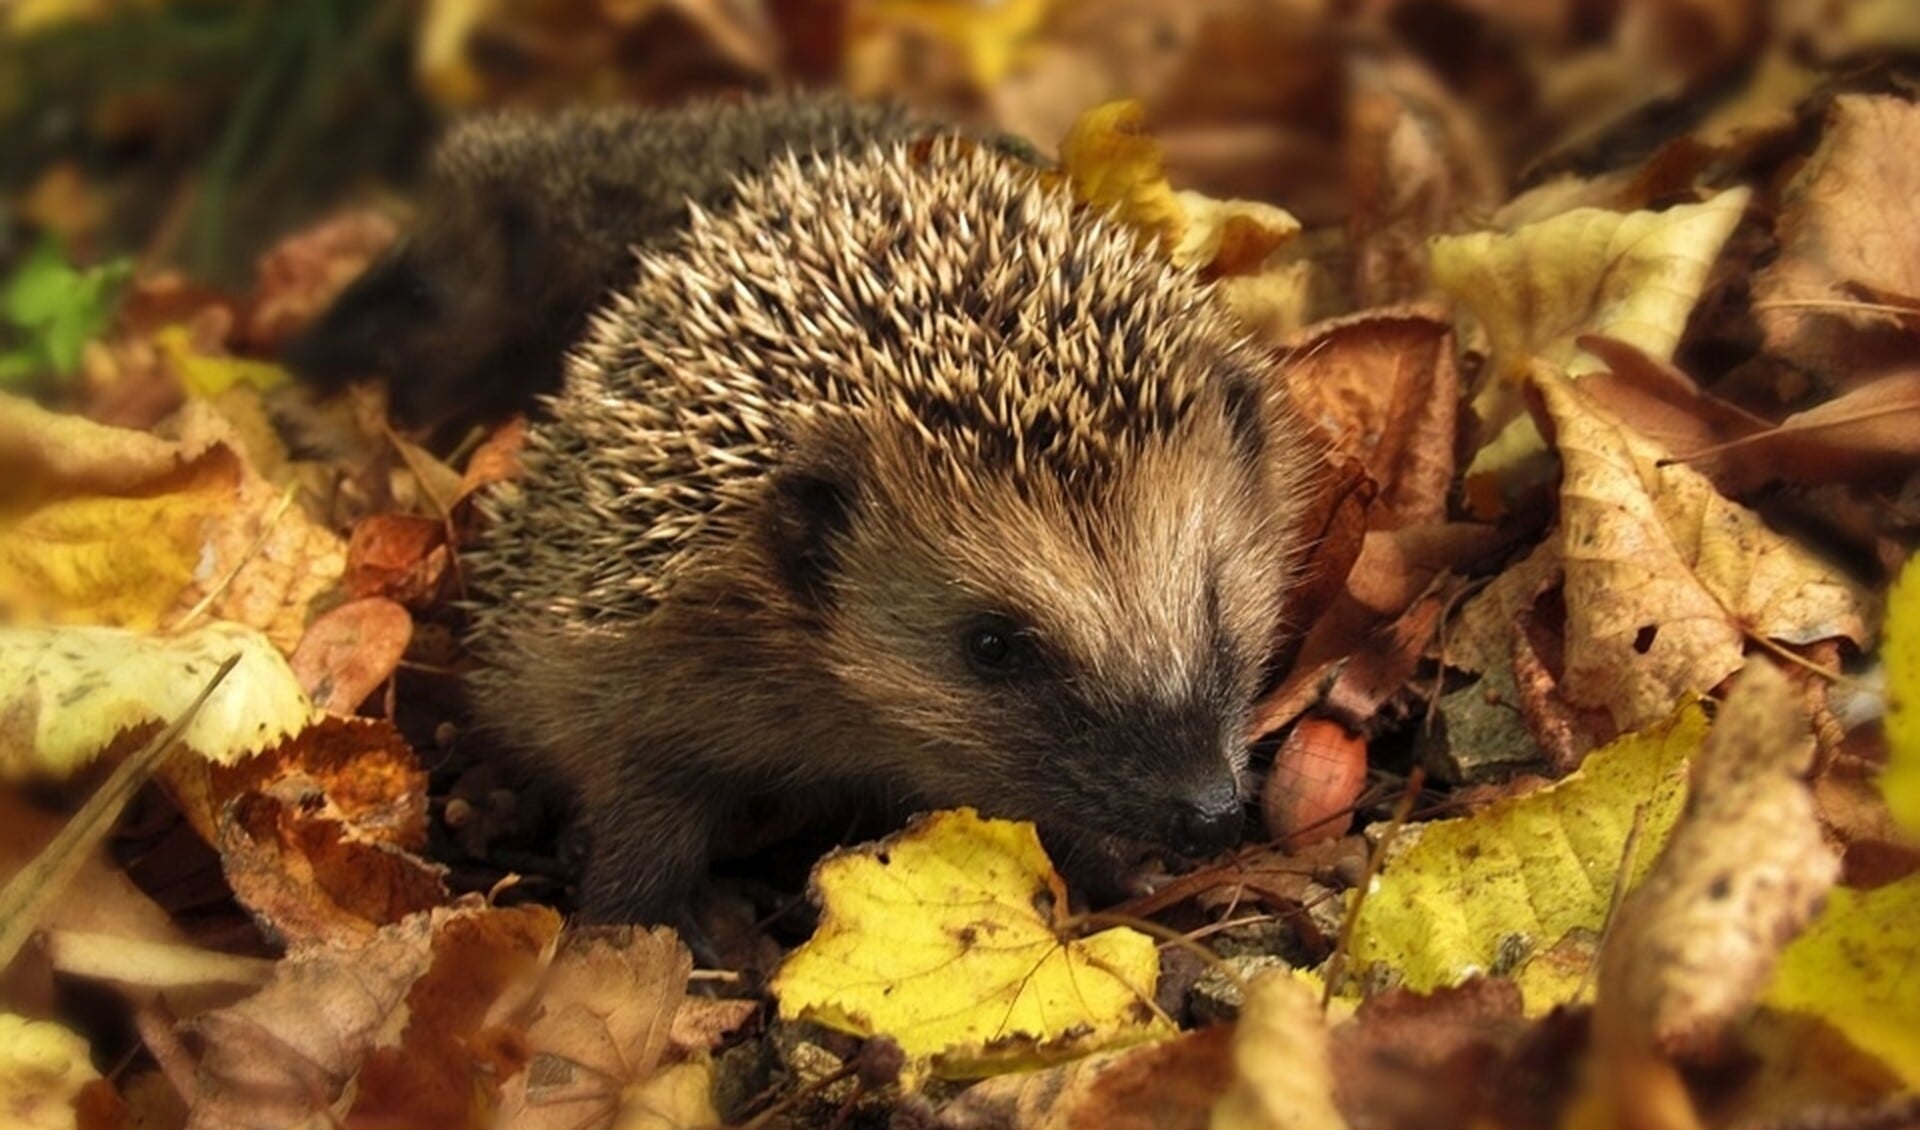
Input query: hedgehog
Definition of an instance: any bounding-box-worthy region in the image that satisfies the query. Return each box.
[284,94,925,429]
[463,132,1318,924]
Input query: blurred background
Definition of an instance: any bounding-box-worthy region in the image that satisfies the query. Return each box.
[0,0,1912,393]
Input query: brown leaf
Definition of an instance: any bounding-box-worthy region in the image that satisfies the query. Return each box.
[344,513,451,606]
[217,791,449,946]
[184,904,558,1130]
[287,597,414,717]
[933,1026,1234,1130]
[202,715,430,850]
[1280,307,1460,530]
[1666,369,1920,489]
[1755,95,1920,381]
[1533,367,1871,732]
[488,926,719,1129]
[1332,979,1540,1130]
[1596,660,1841,1064]
[1344,55,1504,308]
[243,211,400,352]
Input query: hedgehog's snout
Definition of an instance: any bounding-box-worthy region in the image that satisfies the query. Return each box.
[1165,773,1245,858]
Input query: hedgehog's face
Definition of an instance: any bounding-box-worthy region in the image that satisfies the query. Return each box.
[767,379,1309,863]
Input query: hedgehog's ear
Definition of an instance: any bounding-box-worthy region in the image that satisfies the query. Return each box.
[764,443,862,610]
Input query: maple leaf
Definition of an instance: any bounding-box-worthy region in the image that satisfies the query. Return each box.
[773,808,1168,1079]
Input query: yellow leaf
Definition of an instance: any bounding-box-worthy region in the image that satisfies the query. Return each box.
[1432,188,1750,495]
[1059,101,1187,257]
[1348,705,1707,1012]
[1765,875,1920,1087]
[416,0,495,108]
[772,808,1169,1078]
[1882,553,1920,836]
[0,1013,105,1130]
[156,325,289,397]
[0,395,344,652]
[0,622,318,781]
[859,0,1053,89]
[1059,102,1299,275]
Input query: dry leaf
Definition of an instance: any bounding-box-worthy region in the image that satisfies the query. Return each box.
[1279,307,1458,529]
[1534,368,1870,732]
[1755,95,1920,380]
[931,1026,1233,1130]
[287,598,414,716]
[1211,969,1347,1130]
[1590,660,1840,1130]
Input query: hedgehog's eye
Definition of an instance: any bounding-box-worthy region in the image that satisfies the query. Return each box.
[962,614,1040,678]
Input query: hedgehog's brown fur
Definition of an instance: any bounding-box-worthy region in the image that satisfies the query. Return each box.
[286,94,923,429]
[465,136,1318,923]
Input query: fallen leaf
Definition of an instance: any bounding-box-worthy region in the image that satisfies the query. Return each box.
[1882,553,1920,837]
[1595,660,1840,1063]
[930,1026,1233,1130]
[1331,979,1544,1130]
[1059,100,1300,275]
[1211,969,1347,1130]
[1534,367,1871,732]
[1755,95,1920,380]
[0,622,317,782]
[287,598,414,716]
[216,788,448,946]
[1765,874,1920,1087]
[1279,307,1459,529]
[1349,704,1706,1010]
[0,1013,118,1130]
[488,926,725,1130]
[1430,187,1750,494]
[772,807,1169,1078]
[1344,54,1504,308]
[244,211,400,351]
[345,514,451,606]
[0,395,343,651]
[185,903,556,1130]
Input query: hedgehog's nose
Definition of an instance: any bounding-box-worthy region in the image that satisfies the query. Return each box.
[1168,779,1244,857]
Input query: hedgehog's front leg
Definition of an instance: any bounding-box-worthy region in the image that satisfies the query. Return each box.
[573,759,724,924]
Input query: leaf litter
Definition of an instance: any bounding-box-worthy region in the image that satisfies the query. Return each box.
[3,4,1919,1129]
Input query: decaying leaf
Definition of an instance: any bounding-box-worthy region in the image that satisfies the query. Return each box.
[186,903,560,1130]
[1211,969,1347,1130]
[773,807,1168,1077]
[1535,367,1871,732]
[0,622,317,782]
[488,926,742,1130]
[1595,660,1840,1062]
[1348,705,1706,1010]
[286,598,413,716]
[1278,307,1458,529]
[1755,95,1920,379]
